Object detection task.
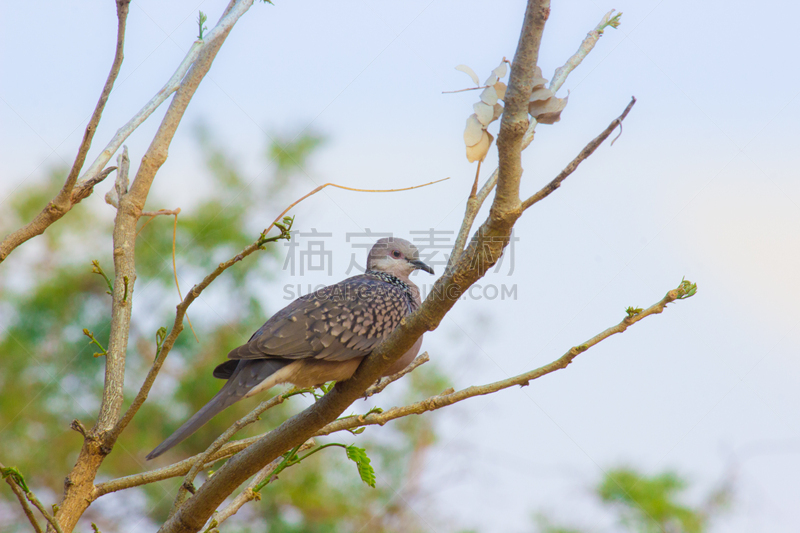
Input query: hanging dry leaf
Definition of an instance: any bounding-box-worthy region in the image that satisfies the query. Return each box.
[492,60,508,79]
[531,66,548,89]
[493,81,507,100]
[473,102,494,126]
[455,64,480,86]
[492,103,504,121]
[528,94,568,124]
[529,87,553,102]
[464,114,484,146]
[484,73,498,86]
[466,131,493,163]
[480,85,498,105]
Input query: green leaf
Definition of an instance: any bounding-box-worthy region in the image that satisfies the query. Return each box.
[345,445,376,488]
[676,277,698,300]
[1,466,30,493]
[625,306,643,318]
[197,11,208,40]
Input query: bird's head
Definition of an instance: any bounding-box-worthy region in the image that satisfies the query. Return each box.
[367,237,435,279]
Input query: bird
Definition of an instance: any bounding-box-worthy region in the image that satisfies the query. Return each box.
[146,237,434,459]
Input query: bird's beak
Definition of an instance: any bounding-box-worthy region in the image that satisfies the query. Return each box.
[409,259,435,275]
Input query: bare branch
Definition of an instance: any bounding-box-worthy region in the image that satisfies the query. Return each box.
[364,352,430,398]
[1,463,64,533]
[447,8,614,273]
[492,0,550,218]
[550,10,621,92]
[104,147,130,209]
[94,437,269,498]
[157,4,553,532]
[0,1,130,264]
[71,166,118,204]
[25,491,64,533]
[116,277,691,503]
[521,96,636,211]
[141,208,182,217]
[263,178,450,234]
[317,279,693,437]
[96,351,426,498]
[111,229,290,442]
[170,392,293,513]
[54,3,256,531]
[65,0,131,194]
[206,440,316,530]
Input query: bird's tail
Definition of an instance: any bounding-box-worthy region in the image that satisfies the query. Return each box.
[145,359,289,460]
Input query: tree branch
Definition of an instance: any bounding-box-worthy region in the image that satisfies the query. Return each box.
[2,462,44,533]
[53,3,255,532]
[492,0,549,219]
[157,3,552,532]
[169,389,299,514]
[94,437,269,498]
[550,10,621,92]
[203,440,316,531]
[25,491,64,533]
[521,96,636,211]
[111,228,290,442]
[447,9,616,273]
[98,274,691,502]
[0,0,130,264]
[317,280,695,437]
[364,352,430,398]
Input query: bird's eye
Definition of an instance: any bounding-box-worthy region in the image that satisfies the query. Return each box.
[392,250,402,258]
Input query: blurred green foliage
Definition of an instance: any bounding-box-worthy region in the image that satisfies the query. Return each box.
[598,468,704,533]
[535,467,731,533]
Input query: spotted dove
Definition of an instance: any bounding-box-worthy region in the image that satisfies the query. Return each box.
[146,237,433,459]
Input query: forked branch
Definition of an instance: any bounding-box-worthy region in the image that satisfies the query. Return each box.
[0,0,130,264]
[521,96,636,210]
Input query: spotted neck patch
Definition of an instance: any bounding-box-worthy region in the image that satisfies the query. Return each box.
[366,270,414,301]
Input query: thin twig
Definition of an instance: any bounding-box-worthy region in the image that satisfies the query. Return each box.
[95,350,425,497]
[521,96,636,211]
[0,1,130,264]
[141,279,694,492]
[94,435,271,498]
[317,279,693,437]
[1,462,43,533]
[110,230,289,442]
[550,10,620,93]
[204,440,316,531]
[141,208,182,217]
[105,146,130,209]
[262,178,450,235]
[71,166,118,204]
[166,211,199,343]
[170,391,294,513]
[364,352,430,398]
[71,41,201,191]
[469,160,482,198]
[446,8,615,273]
[56,3,257,531]
[25,491,64,533]
[441,85,491,94]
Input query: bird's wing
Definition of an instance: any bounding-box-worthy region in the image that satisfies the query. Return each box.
[227,275,411,362]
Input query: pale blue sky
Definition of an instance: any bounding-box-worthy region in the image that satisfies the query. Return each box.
[2,1,800,532]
